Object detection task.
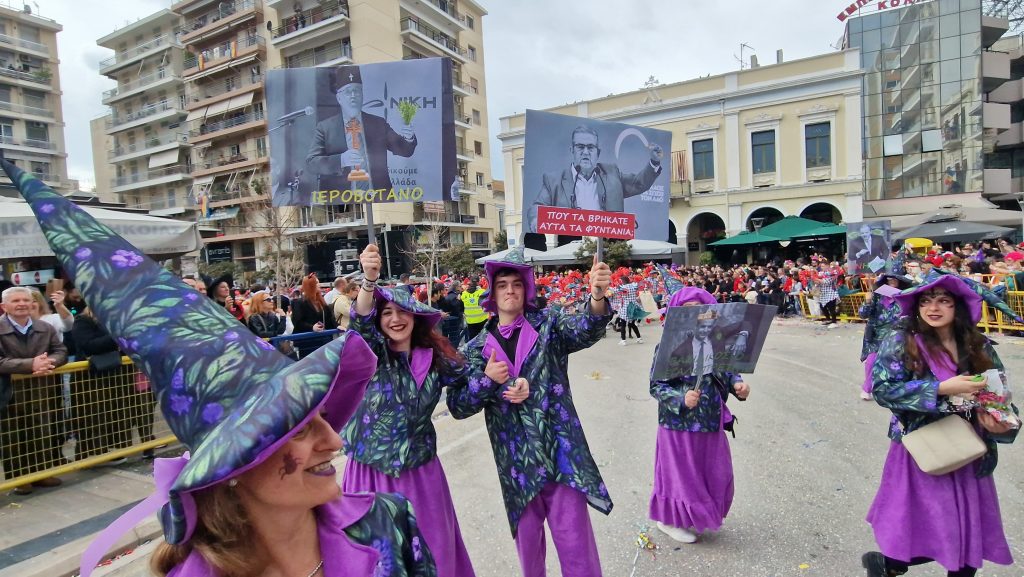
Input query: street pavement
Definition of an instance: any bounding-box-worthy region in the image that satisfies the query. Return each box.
[2,318,1023,576]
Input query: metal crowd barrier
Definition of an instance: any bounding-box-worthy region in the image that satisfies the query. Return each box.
[798,291,1024,333]
[0,357,176,492]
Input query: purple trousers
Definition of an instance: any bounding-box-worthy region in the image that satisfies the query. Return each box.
[862,352,877,395]
[648,425,734,533]
[514,482,602,577]
[343,457,476,577]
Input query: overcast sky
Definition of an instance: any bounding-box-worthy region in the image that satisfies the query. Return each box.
[40,0,854,189]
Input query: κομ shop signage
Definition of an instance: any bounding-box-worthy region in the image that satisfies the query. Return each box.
[837,0,921,22]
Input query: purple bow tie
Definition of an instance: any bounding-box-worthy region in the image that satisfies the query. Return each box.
[498,315,526,338]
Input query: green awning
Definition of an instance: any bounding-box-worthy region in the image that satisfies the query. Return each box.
[708,230,785,246]
[756,215,830,239]
[792,223,847,238]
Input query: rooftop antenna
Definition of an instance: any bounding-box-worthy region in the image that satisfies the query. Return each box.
[734,42,754,70]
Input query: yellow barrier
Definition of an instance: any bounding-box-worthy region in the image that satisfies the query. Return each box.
[799,293,867,323]
[0,357,177,492]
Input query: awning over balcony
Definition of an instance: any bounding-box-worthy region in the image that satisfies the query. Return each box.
[206,99,231,118]
[226,92,254,112]
[148,149,180,168]
[185,106,208,122]
[188,54,258,82]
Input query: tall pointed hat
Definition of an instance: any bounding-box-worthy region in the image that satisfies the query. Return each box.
[481,245,538,313]
[1,161,377,550]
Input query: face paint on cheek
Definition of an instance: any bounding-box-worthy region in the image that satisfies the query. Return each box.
[278,451,301,480]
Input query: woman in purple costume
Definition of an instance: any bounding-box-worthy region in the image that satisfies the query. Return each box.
[863,274,1018,577]
[647,286,751,544]
[343,245,528,577]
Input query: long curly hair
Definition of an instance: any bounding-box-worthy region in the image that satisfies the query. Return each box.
[151,484,263,577]
[903,287,993,377]
[301,274,326,312]
[374,298,463,374]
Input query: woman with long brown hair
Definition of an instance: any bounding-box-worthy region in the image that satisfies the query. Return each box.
[342,246,528,577]
[291,273,338,358]
[863,275,1018,577]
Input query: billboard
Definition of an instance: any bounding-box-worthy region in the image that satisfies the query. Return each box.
[266,58,456,206]
[523,110,671,241]
[846,220,891,275]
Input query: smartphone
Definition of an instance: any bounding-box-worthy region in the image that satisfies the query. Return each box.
[46,278,63,296]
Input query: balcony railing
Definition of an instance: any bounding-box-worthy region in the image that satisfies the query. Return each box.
[0,66,51,86]
[207,178,269,202]
[279,42,351,68]
[106,101,181,129]
[103,70,181,100]
[0,135,57,150]
[197,146,268,170]
[182,0,258,36]
[0,33,49,54]
[108,132,189,159]
[0,100,53,117]
[98,34,178,69]
[453,79,476,94]
[271,3,349,39]
[455,147,475,158]
[400,17,466,58]
[188,73,263,105]
[184,35,264,70]
[421,0,465,23]
[112,165,191,187]
[190,110,265,137]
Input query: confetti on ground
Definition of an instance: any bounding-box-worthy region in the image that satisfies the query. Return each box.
[586,370,609,380]
[629,526,659,577]
[799,563,811,569]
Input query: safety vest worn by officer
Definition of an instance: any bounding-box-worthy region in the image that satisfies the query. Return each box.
[461,288,488,325]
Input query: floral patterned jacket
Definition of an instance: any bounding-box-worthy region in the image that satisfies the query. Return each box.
[872,331,1019,477]
[649,344,743,432]
[342,310,471,477]
[858,296,904,361]
[447,302,613,537]
[167,493,436,577]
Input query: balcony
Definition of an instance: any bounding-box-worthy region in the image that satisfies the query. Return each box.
[187,73,263,110]
[454,111,472,130]
[0,66,52,89]
[0,135,58,151]
[105,101,183,133]
[0,33,49,57]
[400,0,467,33]
[108,132,189,162]
[183,35,265,79]
[984,168,1011,196]
[110,165,191,193]
[982,50,1010,92]
[990,77,1024,103]
[996,122,1024,147]
[0,100,54,119]
[278,41,352,69]
[400,17,467,62]
[102,70,182,105]
[189,109,266,141]
[191,146,268,178]
[453,78,474,97]
[983,102,1011,130]
[270,3,349,51]
[180,0,261,45]
[99,34,182,76]
[455,146,474,161]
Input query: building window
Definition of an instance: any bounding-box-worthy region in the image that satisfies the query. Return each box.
[465,14,475,30]
[451,231,465,245]
[922,129,943,152]
[0,86,9,103]
[474,140,482,155]
[478,203,485,218]
[692,138,714,180]
[470,77,478,93]
[471,231,488,246]
[26,121,47,142]
[475,171,484,186]
[805,122,831,168]
[472,109,481,125]
[751,130,775,174]
[467,45,477,61]
[882,134,904,156]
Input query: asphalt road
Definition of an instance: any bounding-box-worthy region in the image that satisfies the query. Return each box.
[97,318,1024,576]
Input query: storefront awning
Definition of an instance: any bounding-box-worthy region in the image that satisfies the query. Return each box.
[148,149,180,168]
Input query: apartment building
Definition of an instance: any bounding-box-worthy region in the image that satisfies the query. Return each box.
[94,9,191,215]
[0,2,68,191]
[498,50,864,265]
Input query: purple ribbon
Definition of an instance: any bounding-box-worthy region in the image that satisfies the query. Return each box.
[497,315,525,338]
[80,453,190,577]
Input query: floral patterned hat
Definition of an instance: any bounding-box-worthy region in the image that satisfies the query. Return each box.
[481,245,538,313]
[373,285,442,327]
[894,273,983,323]
[0,161,378,550]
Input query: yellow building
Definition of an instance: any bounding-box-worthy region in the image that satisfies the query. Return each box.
[499,50,865,265]
[0,3,69,192]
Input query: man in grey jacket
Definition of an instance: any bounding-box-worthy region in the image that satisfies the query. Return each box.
[527,125,663,230]
[0,286,68,493]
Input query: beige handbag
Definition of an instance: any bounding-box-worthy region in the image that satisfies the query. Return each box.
[901,415,987,476]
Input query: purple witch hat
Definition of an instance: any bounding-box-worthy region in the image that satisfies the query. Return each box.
[481,245,538,313]
[0,161,378,566]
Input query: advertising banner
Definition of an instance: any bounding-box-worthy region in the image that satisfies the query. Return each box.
[266,58,456,206]
[651,303,776,381]
[523,110,671,241]
[846,220,891,275]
